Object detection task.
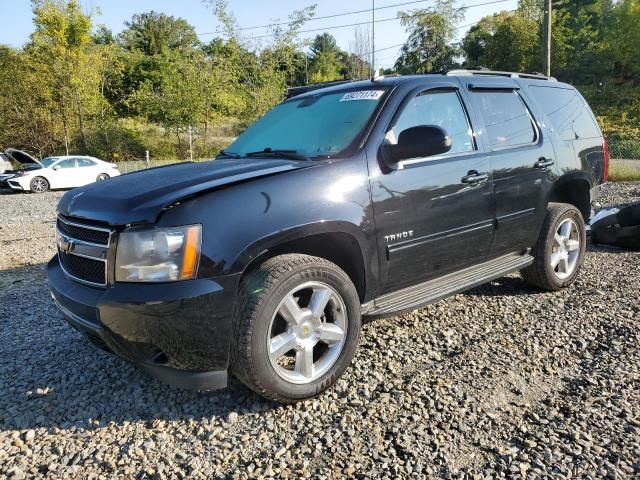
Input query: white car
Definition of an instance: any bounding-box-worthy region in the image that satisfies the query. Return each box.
[0,153,12,174]
[3,149,120,193]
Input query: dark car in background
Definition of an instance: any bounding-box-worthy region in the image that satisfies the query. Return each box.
[48,70,608,402]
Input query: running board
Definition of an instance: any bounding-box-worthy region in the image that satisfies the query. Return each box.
[365,252,534,317]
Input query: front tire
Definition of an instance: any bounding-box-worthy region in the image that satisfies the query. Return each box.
[521,202,586,291]
[231,254,361,403]
[96,173,110,181]
[30,176,49,193]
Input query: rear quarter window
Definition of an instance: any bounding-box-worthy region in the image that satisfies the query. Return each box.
[469,90,537,150]
[528,86,601,141]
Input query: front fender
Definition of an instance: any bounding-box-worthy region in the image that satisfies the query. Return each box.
[231,220,369,272]
[157,156,378,289]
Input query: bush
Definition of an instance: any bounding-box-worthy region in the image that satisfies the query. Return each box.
[83,122,147,161]
[579,85,640,141]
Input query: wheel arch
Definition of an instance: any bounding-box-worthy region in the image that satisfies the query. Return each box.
[547,174,592,221]
[235,223,368,303]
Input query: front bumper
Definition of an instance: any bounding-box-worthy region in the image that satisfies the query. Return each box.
[48,255,240,391]
[7,178,26,191]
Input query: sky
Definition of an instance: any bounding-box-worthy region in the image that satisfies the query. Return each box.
[0,0,517,69]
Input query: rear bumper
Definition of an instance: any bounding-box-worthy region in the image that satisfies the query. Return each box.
[48,256,240,391]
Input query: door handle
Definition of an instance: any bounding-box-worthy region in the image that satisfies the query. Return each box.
[461,171,489,184]
[535,157,555,169]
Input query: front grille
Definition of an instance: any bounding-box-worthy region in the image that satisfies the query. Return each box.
[59,251,106,285]
[57,215,112,286]
[57,216,110,245]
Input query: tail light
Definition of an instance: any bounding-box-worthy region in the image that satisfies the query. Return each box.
[602,139,610,183]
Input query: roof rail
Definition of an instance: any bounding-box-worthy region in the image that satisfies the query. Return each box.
[445,69,557,82]
[286,79,356,99]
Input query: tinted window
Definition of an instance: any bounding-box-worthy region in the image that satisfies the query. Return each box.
[77,158,96,167]
[390,90,474,155]
[529,86,601,141]
[226,89,388,158]
[471,91,536,149]
[56,159,76,169]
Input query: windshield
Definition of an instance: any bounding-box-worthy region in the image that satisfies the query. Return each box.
[225,88,388,159]
[40,157,58,168]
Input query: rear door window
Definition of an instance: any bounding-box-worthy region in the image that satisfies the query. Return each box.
[77,158,97,167]
[470,90,537,149]
[528,86,601,140]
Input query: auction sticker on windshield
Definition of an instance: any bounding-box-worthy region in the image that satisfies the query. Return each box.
[339,90,385,102]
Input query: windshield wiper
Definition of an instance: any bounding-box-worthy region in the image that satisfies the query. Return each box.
[245,148,310,161]
[217,150,242,159]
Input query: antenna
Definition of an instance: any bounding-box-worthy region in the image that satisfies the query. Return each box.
[371,0,376,77]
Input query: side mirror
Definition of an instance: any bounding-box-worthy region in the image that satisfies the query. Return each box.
[382,125,452,163]
[52,166,60,171]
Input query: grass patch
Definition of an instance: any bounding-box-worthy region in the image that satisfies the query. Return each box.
[609,159,640,182]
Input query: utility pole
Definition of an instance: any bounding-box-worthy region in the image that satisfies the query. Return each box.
[371,0,375,77]
[543,0,552,77]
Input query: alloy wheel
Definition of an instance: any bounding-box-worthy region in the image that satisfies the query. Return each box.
[550,218,581,280]
[31,178,47,193]
[267,281,347,384]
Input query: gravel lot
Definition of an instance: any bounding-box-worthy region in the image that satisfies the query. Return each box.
[1,184,639,479]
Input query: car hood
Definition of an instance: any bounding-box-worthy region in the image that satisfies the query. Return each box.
[5,148,42,166]
[58,158,313,225]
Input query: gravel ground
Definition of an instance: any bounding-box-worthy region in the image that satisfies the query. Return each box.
[0,184,639,479]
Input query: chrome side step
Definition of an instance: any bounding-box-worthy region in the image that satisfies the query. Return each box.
[365,252,534,317]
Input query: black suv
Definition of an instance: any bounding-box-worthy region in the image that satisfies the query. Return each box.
[48,71,608,402]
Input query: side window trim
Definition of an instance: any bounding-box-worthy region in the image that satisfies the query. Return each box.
[385,85,478,168]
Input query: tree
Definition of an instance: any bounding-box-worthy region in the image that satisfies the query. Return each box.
[607,0,640,80]
[308,33,345,82]
[462,11,540,72]
[119,11,200,55]
[0,46,60,156]
[29,0,96,152]
[92,25,115,45]
[347,25,372,80]
[394,0,464,74]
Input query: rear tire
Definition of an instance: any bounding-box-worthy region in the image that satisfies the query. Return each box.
[231,254,361,403]
[96,173,110,181]
[521,202,586,291]
[30,176,49,193]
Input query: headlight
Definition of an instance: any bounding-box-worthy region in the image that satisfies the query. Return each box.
[115,225,201,282]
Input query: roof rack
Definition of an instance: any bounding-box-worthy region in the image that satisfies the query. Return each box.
[286,80,356,99]
[445,68,557,81]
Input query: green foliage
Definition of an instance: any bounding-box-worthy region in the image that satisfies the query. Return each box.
[394,0,464,74]
[119,11,200,55]
[459,0,640,145]
[580,85,640,140]
[308,33,344,82]
[462,11,540,72]
[0,0,321,161]
[1,0,637,164]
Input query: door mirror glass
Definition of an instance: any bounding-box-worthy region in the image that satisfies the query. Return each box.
[383,125,452,163]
